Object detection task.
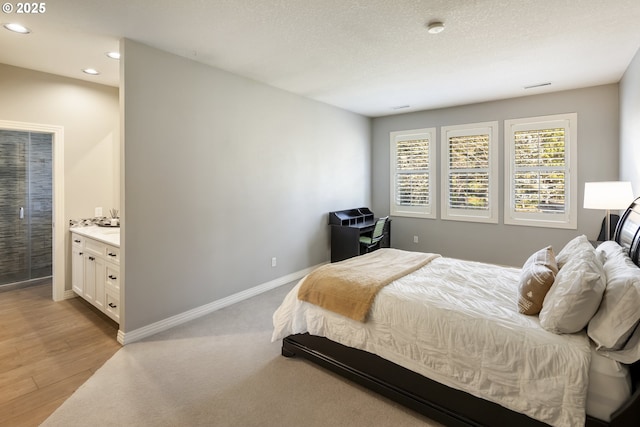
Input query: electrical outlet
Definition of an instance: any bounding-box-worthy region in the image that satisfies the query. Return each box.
[271,257,277,267]
[413,235,419,243]
[95,207,103,217]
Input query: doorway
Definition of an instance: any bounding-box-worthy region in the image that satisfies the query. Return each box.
[0,120,65,300]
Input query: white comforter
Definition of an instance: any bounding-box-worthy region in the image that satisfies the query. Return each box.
[272,256,592,427]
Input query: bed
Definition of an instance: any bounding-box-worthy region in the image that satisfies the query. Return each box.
[272,198,640,427]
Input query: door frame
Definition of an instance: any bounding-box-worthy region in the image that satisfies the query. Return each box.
[0,120,66,301]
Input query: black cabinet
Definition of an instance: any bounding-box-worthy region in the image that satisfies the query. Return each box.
[329,208,391,262]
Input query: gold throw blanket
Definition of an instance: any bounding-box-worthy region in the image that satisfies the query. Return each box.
[298,248,440,322]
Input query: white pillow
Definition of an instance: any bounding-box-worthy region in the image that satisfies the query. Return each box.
[555,234,593,269]
[539,249,606,334]
[599,324,640,364]
[588,246,640,350]
[595,240,626,260]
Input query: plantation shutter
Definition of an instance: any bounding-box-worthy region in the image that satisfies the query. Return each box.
[504,113,577,229]
[395,137,429,207]
[441,122,498,223]
[513,128,566,214]
[390,128,436,218]
[447,134,490,210]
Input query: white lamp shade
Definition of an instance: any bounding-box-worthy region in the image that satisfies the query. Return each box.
[584,181,634,210]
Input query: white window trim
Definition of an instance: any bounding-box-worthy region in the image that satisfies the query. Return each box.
[390,128,436,219]
[504,113,577,229]
[440,121,499,223]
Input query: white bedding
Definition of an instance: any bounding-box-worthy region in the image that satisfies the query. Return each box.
[273,256,595,427]
[587,346,632,421]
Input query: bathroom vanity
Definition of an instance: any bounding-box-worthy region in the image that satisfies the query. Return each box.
[71,226,120,323]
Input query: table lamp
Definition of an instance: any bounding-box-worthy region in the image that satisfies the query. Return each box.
[584,181,634,240]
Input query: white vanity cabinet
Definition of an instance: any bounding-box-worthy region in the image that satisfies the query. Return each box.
[71,229,120,323]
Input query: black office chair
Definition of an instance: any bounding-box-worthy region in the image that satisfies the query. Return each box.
[359,216,388,254]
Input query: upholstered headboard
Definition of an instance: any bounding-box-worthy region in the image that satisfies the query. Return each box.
[614,197,640,266]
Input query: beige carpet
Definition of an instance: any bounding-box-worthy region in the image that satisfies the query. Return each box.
[41,282,443,427]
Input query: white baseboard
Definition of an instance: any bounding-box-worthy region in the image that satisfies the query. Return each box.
[117,263,324,345]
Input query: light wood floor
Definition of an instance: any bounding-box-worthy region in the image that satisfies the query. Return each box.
[0,283,121,426]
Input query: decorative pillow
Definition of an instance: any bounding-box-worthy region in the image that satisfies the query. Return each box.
[517,246,558,315]
[555,234,593,269]
[539,249,606,334]
[588,245,640,350]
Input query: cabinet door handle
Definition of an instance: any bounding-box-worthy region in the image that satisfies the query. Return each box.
[74,239,81,243]
[108,252,117,257]
[89,256,95,261]
[108,303,117,308]
[108,275,117,280]
[79,252,83,256]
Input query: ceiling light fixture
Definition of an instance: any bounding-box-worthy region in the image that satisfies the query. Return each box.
[82,68,100,75]
[392,105,411,110]
[3,23,31,34]
[106,51,121,60]
[426,21,445,34]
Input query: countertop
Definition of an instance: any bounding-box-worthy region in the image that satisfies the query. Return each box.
[71,225,120,247]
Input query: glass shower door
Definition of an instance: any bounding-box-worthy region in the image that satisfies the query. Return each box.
[0,130,52,287]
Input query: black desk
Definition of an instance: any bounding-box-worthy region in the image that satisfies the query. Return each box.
[329,208,391,262]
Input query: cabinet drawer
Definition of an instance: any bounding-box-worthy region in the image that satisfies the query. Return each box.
[105,245,120,264]
[105,291,120,323]
[71,233,84,247]
[105,264,120,292]
[84,238,106,256]
[84,239,120,264]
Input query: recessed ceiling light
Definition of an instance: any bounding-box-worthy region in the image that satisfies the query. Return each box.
[106,51,121,60]
[3,23,31,34]
[426,21,445,34]
[82,68,100,75]
[392,105,411,110]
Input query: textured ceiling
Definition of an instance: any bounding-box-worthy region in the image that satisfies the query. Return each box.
[1,0,639,117]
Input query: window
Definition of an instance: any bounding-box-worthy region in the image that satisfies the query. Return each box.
[504,113,577,229]
[441,122,498,223]
[390,128,436,218]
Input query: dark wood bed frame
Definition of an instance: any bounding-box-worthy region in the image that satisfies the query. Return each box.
[282,198,640,427]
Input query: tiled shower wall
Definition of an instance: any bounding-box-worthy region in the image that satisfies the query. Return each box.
[0,130,52,286]
[29,133,53,277]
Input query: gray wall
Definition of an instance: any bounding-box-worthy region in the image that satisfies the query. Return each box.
[121,40,371,331]
[620,47,640,192]
[372,85,620,267]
